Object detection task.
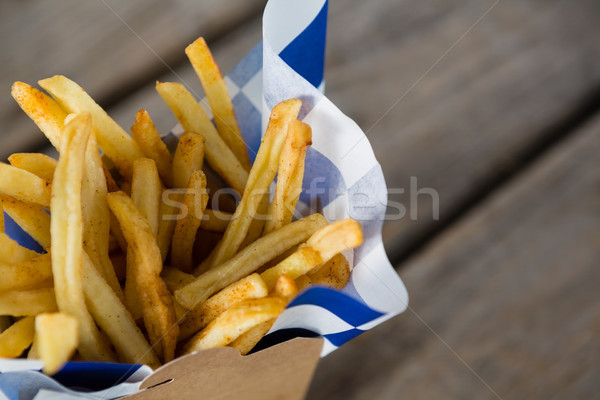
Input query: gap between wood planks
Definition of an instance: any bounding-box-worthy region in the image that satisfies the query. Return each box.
[387,85,600,269]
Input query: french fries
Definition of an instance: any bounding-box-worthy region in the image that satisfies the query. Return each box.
[107,191,178,363]
[35,313,78,375]
[50,113,115,362]
[0,316,35,358]
[202,99,302,271]
[0,195,51,249]
[1,36,367,372]
[131,109,174,187]
[186,37,251,170]
[184,297,286,353]
[176,213,327,309]
[0,163,51,208]
[156,82,248,193]
[39,76,144,180]
[8,153,57,183]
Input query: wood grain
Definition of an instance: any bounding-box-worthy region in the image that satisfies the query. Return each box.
[324,0,600,261]
[0,0,265,158]
[307,113,600,399]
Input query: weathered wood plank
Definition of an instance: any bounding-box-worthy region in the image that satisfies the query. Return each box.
[307,113,600,399]
[0,0,265,158]
[324,0,600,261]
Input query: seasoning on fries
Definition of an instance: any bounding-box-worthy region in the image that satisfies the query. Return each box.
[0,36,364,374]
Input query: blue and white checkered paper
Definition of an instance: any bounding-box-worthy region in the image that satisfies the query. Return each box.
[0,0,407,398]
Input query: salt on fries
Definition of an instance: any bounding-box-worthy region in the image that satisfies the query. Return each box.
[0,36,364,374]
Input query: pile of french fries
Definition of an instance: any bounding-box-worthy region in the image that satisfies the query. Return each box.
[0,37,363,375]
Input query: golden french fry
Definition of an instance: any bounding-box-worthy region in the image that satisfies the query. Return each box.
[178,213,327,309]
[35,313,78,375]
[81,251,160,368]
[261,219,363,290]
[264,120,312,234]
[107,191,178,363]
[27,335,39,359]
[39,76,144,180]
[1,194,51,249]
[227,274,297,355]
[269,274,299,302]
[0,253,53,292]
[204,99,302,270]
[228,318,274,355]
[185,37,251,170]
[131,159,162,236]
[161,266,195,292]
[11,82,66,151]
[0,163,51,208]
[0,316,10,333]
[156,82,248,193]
[8,153,57,183]
[50,112,116,362]
[171,170,208,273]
[81,132,124,301]
[294,274,312,292]
[239,193,269,251]
[308,253,351,290]
[0,196,4,233]
[0,288,57,316]
[184,297,285,353]
[125,158,162,321]
[0,233,40,264]
[200,209,232,233]
[0,316,35,358]
[179,273,268,340]
[172,132,205,189]
[131,109,174,187]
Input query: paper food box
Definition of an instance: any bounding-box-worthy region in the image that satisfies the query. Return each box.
[0,0,408,398]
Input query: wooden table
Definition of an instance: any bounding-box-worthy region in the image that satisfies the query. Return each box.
[1,1,598,398]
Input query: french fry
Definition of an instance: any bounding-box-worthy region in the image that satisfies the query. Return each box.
[294,274,313,292]
[172,132,205,189]
[131,109,174,187]
[0,253,53,292]
[185,37,251,170]
[0,163,51,208]
[264,120,312,234]
[8,153,57,183]
[39,76,144,180]
[261,219,363,290]
[11,82,66,150]
[50,112,116,362]
[308,253,351,290]
[0,316,35,358]
[179,273,268,340]
[204,99,302,271]
[0,316,10,334]
[161,266,195,292]
[0,195,51,250]
[102,161,121,193]
[81,251,160,368]
[27,336,39,359]
[82,132,123,300]
[239,193,269,251]
[184,297,285,353]
[171,170,208,273]
[0,196,4,233]
[229,275,297,355]
[131,158,162,236]
[107,191,178,363]
[178,213,327,309]
[35,313,78,375]
[126,158,162,321]
[0,233,39,264]
[156,82,248,193]
[0,288,57,316]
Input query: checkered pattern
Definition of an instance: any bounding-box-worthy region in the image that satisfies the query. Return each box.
[0,0,407,397]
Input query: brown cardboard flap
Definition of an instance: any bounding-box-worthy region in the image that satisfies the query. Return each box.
[127,337,323,400]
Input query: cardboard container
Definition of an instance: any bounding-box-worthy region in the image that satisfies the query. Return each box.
[0,1,408,398]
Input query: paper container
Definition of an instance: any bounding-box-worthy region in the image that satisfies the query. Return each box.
[0,0,408,398]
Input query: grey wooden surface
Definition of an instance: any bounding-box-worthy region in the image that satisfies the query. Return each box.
[1,0,599,399]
